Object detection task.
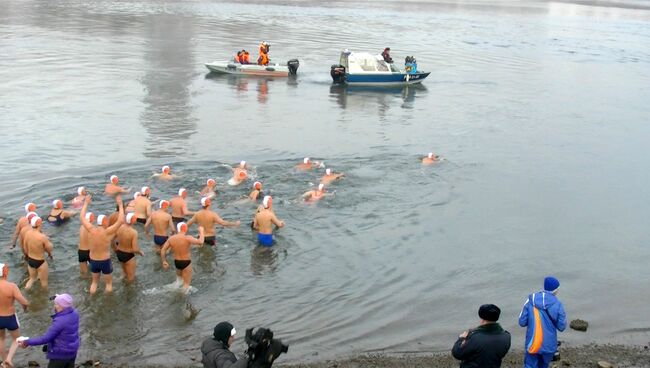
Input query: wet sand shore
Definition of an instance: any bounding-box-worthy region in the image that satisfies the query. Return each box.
[278,344,650,368]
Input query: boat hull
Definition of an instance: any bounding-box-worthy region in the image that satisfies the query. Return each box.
[205,62,292,77]
[343,72,430,86]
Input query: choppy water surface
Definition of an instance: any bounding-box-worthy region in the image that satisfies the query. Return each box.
[1,0,650,364]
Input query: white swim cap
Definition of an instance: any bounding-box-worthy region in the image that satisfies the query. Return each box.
[110,175,119,184]
[159,200,170,209]
[200,197,211,207]
[85,212,94,222]
[26,212,38,222]
[178,188,187,197]
[325,168,332,175]
[318,184,325,191]
[428,152,433,159]
[77,186,85,196]
[262,195,272,209]
[125,213,136,224]
[30,216,42,228]
[133,192,141,200]
[141,186,150,196]
[177,222,188,233]
[97,214,107,226]
[52,199,63,209]
[162,165,170,173]
[24,203,36,213]
[0,263,5,277]
[304,157,310,164]
[240,160,246,168]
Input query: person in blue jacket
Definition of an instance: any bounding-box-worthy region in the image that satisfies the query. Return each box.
[518,276,567,368]
[19,294,80,368]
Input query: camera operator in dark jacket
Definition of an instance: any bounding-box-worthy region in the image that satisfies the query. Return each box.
[451,304,511,368]
[201,322,248,368]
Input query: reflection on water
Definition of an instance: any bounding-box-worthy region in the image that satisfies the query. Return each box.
[328,84,427,112]
[250,246,283,275]
[140,15,197,158]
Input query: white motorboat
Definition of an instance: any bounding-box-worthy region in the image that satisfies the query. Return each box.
[205,59,299,77]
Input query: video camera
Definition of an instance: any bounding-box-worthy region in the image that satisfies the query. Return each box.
[245,327,289,368]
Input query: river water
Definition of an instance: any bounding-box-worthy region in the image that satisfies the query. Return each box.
[1,0,650,365]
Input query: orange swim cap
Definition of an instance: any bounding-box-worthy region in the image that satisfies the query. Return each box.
[125,213,137,224]
[159,200,170,209]
[254,181,262,190]
[110,175,119,184]
[207,178,216,187]
[177,222,188,233]
[238,170,247,179]
[24,203,36,213]
[52,199,63,209]
[200,197,211,207]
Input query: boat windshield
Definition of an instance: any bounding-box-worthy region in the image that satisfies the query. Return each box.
[344,52,398,73]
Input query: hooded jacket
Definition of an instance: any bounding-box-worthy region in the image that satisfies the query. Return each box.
[451,322,511,368]
[26,307,80,360]
[201,338,249,368]
[518,290,566,354]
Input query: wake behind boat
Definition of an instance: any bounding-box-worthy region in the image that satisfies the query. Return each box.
[331,50,430,86]
[205,59,300,77]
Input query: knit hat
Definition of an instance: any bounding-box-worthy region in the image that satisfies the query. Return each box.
[213,321,236,346]
[478,304,501,322]
[53,294,74,308]
[544,276,560,292]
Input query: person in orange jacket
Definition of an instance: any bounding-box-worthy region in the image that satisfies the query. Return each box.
[257,42,270,66]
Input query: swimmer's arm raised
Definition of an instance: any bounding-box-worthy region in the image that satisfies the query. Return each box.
[105,197,124,235]
[79,196,94,232]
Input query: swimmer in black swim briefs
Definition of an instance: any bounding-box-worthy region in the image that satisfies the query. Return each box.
[115,250,135,263]
[136,217,147,225]
[27,257,45,269]
[204,236,216,246]
[174,259,191,270]
[78,249,90,263]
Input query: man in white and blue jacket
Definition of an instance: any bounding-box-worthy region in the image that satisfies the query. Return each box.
[518,276,567,368]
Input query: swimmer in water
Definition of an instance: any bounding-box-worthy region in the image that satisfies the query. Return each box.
[0,263,30,368]
[295,157,321,171]
[421,152,441,165]
[133,186,152,224]
[78,212,95,275]
[71,186,87,209]
[114,213,145,282]
[18,212,39,261]
[170,188,193,225]
[9,203,37,249]
[23,217,53,290]
[199,178,217,199]
[46,199,76,226]
[252,196,284,247]
[187,197,240,246]
[249,181,264,201]
[125,192,140,214]
[229,161,248,186]
[145,200,175,254]
[153,165,175,181]
[104,175,129,196]
[80,194,124,294]
[320,168,344,185]
[160,223,205,293]
[302,184,327,202]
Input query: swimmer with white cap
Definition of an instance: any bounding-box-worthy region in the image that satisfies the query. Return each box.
[228,161,248,186]
[170,188,194,225]
[187,197,240,246]
[160,223,205,293]
[144,199,175,253]
[9,203,37,249]
[71,186,87,209]
[421,152,441,165]
[249,181,264,201]
[46,199,77,226]
[78,211,95,275]
[18,212,39,260]
[302,184,327,202]
[133,186,152,225]
[152,165,176,181]
[23,216,53,290]
[125,192,141,214]
[252,196,284,247]
[0,263,30,368]
[295,157,321,171]
[199,178,217,199]
[320,168,344,185]
[80,194,124,294]
[104,175,129,196]
[115,213,145,282]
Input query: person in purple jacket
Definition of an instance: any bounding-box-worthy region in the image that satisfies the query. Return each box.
[19,294,80,368]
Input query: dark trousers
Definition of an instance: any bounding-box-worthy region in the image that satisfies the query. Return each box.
[48,359,76,368]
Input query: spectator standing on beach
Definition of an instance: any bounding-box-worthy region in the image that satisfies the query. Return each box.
[201,321,248,368]
[518,276,567,368]
[452,304,511,368]
[20,293,80,368]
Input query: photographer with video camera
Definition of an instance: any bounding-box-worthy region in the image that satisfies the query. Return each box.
[201,322,288,368]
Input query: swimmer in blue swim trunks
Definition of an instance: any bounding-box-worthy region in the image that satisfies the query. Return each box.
[0,263,30,368]
[145,200,175,254]
[80,194,124,294]
[252,196,284,247]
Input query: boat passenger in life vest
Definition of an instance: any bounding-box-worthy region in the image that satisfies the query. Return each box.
[240,50,250,64]
[234,51,242,63]
[257,42,270,66]
[382,47,393,63]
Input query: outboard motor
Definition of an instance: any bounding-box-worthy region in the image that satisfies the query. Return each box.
[287,59,300,75]
[330,64,346,84]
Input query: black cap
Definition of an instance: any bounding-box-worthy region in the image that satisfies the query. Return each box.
[213,321,235,346]
[478,304,501,322]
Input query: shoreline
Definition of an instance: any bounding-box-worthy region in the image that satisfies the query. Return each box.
[277,344,650,368]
